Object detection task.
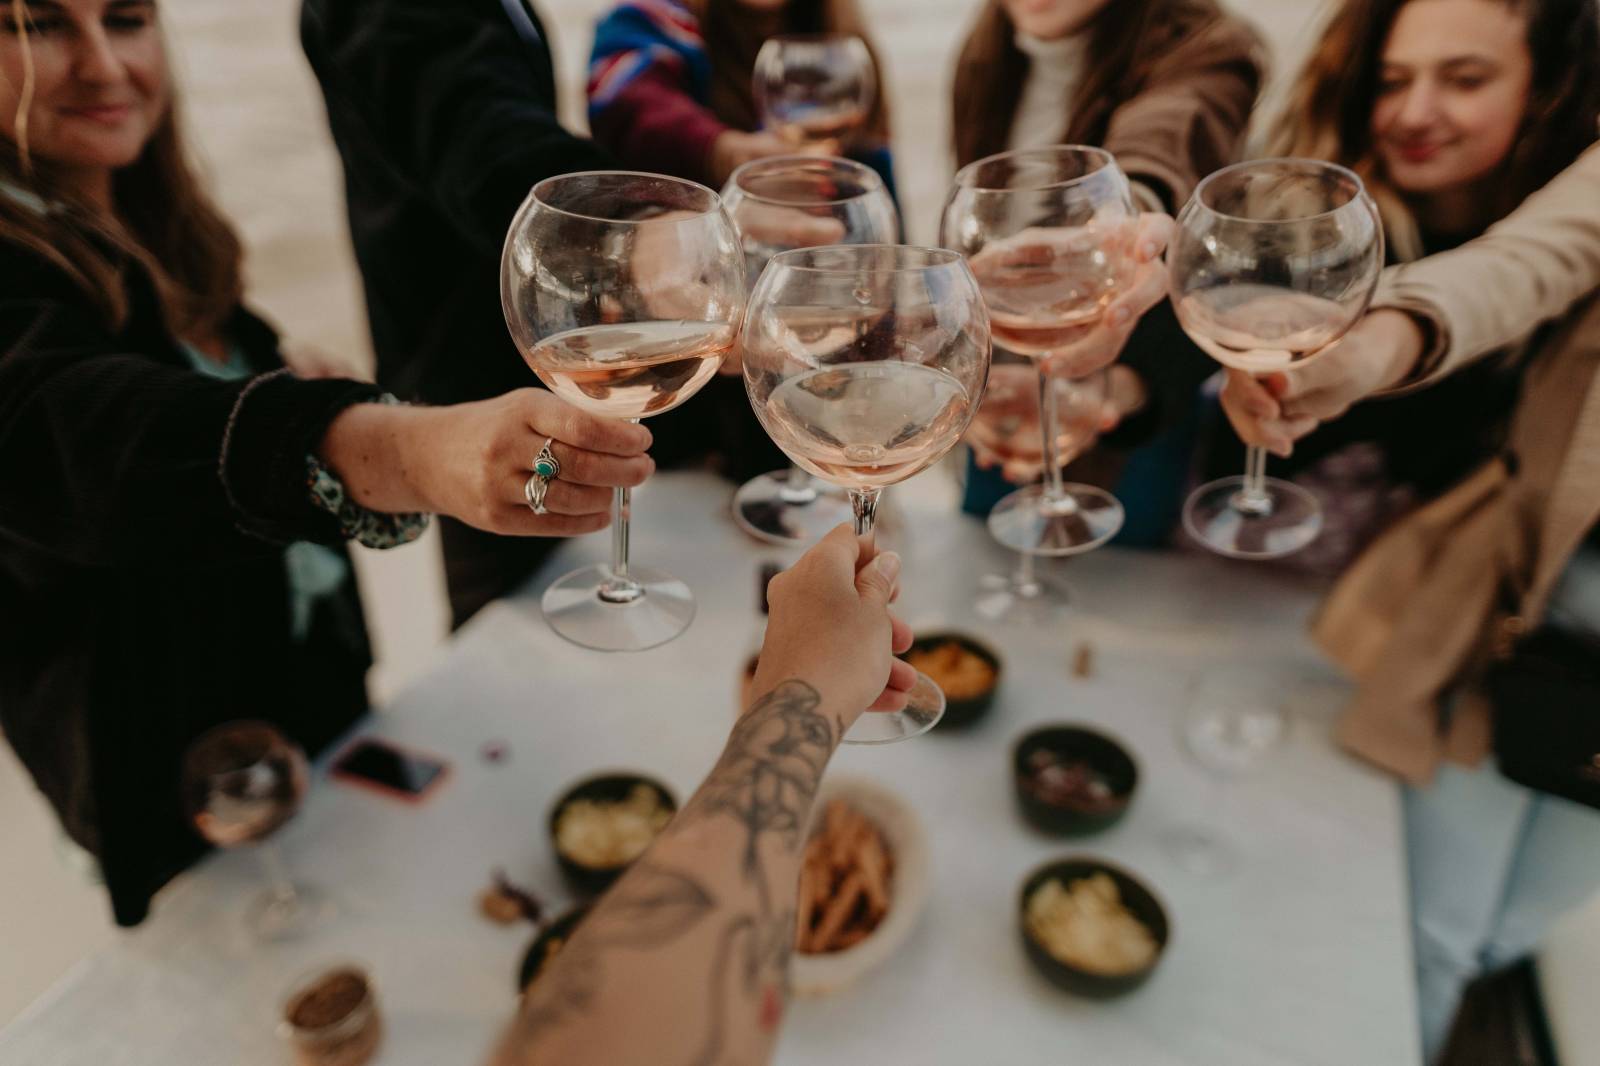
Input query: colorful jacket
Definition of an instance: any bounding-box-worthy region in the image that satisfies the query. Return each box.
[587,0,896,194]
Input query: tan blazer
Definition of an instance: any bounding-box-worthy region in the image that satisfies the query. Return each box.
[1313,143,1600,783]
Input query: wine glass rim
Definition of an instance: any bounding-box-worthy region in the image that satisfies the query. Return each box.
[765,243,964,272]
[951,145,1119,193]
[1191,158,1369,223]
[529,171,723,225]
[728,154,885,207]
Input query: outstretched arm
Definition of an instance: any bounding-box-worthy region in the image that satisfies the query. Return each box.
[489,527,913,1066]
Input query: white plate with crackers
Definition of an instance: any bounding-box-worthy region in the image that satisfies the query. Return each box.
[791,774,930,997]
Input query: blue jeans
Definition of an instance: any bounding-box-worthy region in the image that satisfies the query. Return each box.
[1407,539,1600,1060]
[1405,760,1600,1061]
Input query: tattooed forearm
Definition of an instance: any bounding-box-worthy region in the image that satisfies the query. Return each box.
[692,680,835,876]
[493,680,842,1066]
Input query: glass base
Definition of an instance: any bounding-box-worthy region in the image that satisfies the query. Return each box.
[987,484,1124,557]
[975,566,1070,625]
[843,671,944,744]
[1182,476,1323,560]
[1181,703,1289,777]
[246,882,332,943]
[732,471,854,545]
[542,563,695,652]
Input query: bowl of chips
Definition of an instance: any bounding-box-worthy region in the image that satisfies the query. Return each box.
[901,632,1002,730]
[790,776,929,997]
[548,773,677,896]
[1018,857,1169,998]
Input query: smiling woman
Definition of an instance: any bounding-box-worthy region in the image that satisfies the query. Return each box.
[0,0,241,344]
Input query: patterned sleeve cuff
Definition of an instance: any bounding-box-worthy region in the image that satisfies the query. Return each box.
[304,396,430,550]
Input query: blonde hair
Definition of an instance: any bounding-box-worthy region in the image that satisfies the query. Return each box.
[1,0,243,339]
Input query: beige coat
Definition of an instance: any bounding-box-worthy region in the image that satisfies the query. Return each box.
[1313,143,1600,783]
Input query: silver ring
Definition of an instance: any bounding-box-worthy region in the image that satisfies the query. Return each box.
[524,437,561,515]
[524,471,551,515]
[532,438,561,481]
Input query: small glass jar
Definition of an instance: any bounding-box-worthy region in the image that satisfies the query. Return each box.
[279,964,383,1066]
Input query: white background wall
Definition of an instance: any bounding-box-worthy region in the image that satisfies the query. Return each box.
[3,1,1597,1056]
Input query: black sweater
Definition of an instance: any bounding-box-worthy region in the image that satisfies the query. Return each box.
[301,0,785,623]
[0,242,379,926]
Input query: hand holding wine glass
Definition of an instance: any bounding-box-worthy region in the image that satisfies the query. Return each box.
[1219,309,1430,456]
[741,244,991,742]
[941,146,1139,560]
[182,721,326,942]
[501,172,745,651]
[752,34,875,154]
[1168,158,1384,559]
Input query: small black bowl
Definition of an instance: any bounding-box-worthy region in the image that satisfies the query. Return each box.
[900,632,1002,730]
[548,773,677,897]
[1018,857,1169,999]
[1012,724,1138,837]
[518,905,591,992]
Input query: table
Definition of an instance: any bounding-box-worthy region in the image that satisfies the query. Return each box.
[0,471,1420,1065]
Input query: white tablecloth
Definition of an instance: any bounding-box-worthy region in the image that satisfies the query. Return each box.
[0,471,1420,1065]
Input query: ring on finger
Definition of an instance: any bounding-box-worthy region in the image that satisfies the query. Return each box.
[524,438,561,516]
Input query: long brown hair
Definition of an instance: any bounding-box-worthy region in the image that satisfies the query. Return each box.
[0,0,242,341]
[1276,0,1600,259]
[691,0,892,142]
[951,0,1229,167]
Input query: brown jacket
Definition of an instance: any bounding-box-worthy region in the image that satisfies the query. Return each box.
[1313,143,1600,783]
[951,0,1264,211]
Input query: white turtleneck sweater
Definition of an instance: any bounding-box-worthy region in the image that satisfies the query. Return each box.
[1005,30,1163,211]
[1006,31,1090,155]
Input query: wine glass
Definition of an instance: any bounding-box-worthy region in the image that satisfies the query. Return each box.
[1164,671,1291,875]
[182,721,326,942]
[752,34,875,153]
[971,366,1110,624]
[941,145,1136,558]
[1169,158,1384,560]
[741,244,992,743]
[501,172,745,652]
[721,155,900,544]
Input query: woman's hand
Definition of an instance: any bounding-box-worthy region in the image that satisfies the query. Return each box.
[319,389,654,535]
[754,524,917,724]
[1044,213,1174,378]
[966,365,1146,483]
[709,129,795,185]
[1218,309,1428,457]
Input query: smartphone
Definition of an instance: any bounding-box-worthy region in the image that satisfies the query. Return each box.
[330,738,449,804]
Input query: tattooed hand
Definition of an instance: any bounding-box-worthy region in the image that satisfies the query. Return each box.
[755,524,917,725]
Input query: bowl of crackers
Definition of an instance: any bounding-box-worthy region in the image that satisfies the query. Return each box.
[790,775,929,997]
[901,632,1002,730]
[548,772,678,896]
[1018,857,1169,998]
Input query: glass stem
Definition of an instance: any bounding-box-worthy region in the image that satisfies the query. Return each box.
[1013,550,1039,598]
[849,487,881,540]
[259,841,298,907]
[600,418,645,605]
[1037,366,1075,512]
[1237,445,1273,516]
[778,463,819,506]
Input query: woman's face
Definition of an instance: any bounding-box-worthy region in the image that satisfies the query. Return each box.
[1000,0,1113,40]
[1371,0,1532,196]
[0,0,168,174]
